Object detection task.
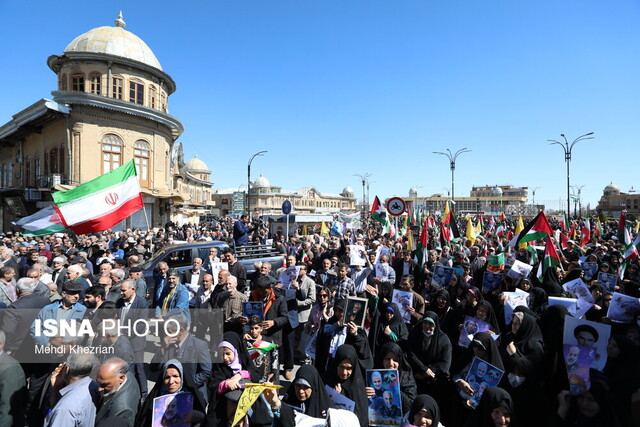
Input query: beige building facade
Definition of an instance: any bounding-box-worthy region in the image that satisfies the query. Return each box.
[596,183,640,218]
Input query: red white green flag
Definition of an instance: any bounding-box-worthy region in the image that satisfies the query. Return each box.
[370,196,387,226]
[618,210,627,243]
[537,235,561,279]
[13,205,66,236]
[580,219,591,248]
[509,211,553,247]
[487,253,505,273]
[52,160,143,235]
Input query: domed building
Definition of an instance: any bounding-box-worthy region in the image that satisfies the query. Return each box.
[171,151,214,223]
[597,183,639,217]
[0,13,185,229]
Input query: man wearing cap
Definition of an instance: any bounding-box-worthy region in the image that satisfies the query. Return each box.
[247,276,288,358]
[128,266,148,300]
[31,281,87,346]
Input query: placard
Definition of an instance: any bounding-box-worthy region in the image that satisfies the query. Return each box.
[367,369,402,426]
[563,316,611,372]
[152,392,194,426]
[463,356,504,409]
[343,297,368,329]
[392,290,414,323]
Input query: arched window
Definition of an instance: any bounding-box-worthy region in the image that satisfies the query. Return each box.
[112,75,124,100]
[71,73,85,92]
[101,134,123,174]
[149,85,157,109]
[160,92,167,112]
[134,140,150,187]
[129,78,144,105]
[60,74,68,91]
[89,73,101,95]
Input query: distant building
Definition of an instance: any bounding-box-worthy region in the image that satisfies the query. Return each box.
[211,174,357,216]
[400,185,530,215]
[596,183,640,217]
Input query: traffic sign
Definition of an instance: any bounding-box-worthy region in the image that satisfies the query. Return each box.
[282,200,292,215]
[386,197,406,216]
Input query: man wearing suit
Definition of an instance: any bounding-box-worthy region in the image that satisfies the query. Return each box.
[95,357,140,426]
[152,261,170,306]
[193,273,215,340]
[151,314,212,403]
[201,247,220,274]
[116,279,148,397]
[0,330,26,427]
[182,258,204,307]
[102,325,135,363]
[50,256,67,293]
[65,264,91,299]
[392,250,419,287]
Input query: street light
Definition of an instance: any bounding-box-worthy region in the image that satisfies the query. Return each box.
[531,186,541,206]
[570,185,586,219]
[353,173,372,218]
[433,148,471,203]
[247,150,267,219]
[548,132,594,220]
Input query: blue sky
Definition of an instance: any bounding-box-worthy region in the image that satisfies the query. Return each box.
[1,1,639,211]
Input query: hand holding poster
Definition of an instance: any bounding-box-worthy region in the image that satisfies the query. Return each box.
[458,316,491,348]
[375,262,392,280]
[563,316,611,372]
[548,297,592,319]
[392,290,414,323]
[563,278,595,303]
[506,259,533,280]
[325,385,356,411]
[278,266,300,288]
[598,272,618,292]
[349,245,367,266]
[152,392,194,427]
[367,369,403,427]
[463,357,504,409]
[343,297,368,328]
[581,262,599,280]
[482,271,503,292]
[563,344,596,395]
[606,292,640,323]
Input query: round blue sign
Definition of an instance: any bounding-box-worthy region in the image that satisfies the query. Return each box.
[282,200,292,215]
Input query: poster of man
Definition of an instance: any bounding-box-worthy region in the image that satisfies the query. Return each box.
[343,296,368,329]
[391,290,414,323]
[506,259,533,280]
[243,301,264,320]
[581,262,599,281]
[152,392,194,427]
[463,356,504,409]
[458,316,491,348]
[606,292,640,323]
[209,262,229,285]
[349,245,367,266]
[563,278,595,303]
[431,265,454,287]
[482,271,503,292]
[278,266,300,288]
[366,369,403,427]
[563,316,611,372]
[563,344,596,395]
[597,272,618,292]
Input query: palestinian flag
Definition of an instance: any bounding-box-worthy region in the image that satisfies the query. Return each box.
[560,213,567,232]
[509,211,552,247]
[13,205,66,236]
[52,160,143,235]
[618,210,627,243]
[580,219,591,248]
[560,232,570,250]
[247,340,278,361]
[487,253,505,273]
[526,244,539,265]
[536,235,561,280]
[370,196,387,225]
[440,202,460,246]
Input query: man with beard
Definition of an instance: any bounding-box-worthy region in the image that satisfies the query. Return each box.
[95,357,141,425]
[83,285,105,327]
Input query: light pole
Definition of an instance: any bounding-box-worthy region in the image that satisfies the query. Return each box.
[247,151,267,219]
[433,148,471,203]
[353,173,372,218]
[548,132,594,220]
[531,186,541,206]
[571,185,585,219]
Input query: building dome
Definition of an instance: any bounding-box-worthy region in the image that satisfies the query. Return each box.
[409,186,418,197]
[253,173,270,188]
[342,185,353,194]
[492,187,503,196]
[63,12,163,71]
[605,183,620,192]
[185,155,209,173]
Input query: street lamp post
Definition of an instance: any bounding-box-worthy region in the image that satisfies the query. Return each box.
[434,148,471,203]
[353,173,372,219]
[571,185,585,219]
[247,151,267,219]
[531,186,541,207]
[548,132,594,220]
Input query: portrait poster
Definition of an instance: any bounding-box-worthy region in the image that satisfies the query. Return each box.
[343,297,368,329]
[563,316,611,372]
[392,290,414,323]
[563,278,595,303]
[563,344,596,396]
[278,266,300,288]
[463,356,504,409]
[548,297,592,319]
[482,271,503,293]
[374,246,391,264]
[367,369,403,427]
[243,301,264,320]
[152,392,194,427]
[325,385,356,412]
[375,262,392,280]
[209,262,229,285]
[431,265,454,287]
[503,291,529,325]
[606,292,640,324]
[350,245,367,266]
[598,272,618,292]
[581,262,599,281]
[458,316,491,348]
[506,259,533,280]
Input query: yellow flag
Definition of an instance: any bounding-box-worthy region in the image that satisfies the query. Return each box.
[232,385,267,426]
[466,217,476,245]
[516,215,527,249]
[407,228,415,251]
[443,201,450,219]
[302,224,308,235]
[320,220,328,235]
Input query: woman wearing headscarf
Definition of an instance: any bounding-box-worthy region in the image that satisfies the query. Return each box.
[407,312,452,398]
[528,287,548,319]
[325,344,370,427]
[539,305,571,396]
[402,394,443,427]
[370,342,417,415]
[554,375,625,427]
[499,311,544,371]
[503,356,550,427]
[431,289,460,346]
[604,335,640,417]
[263,364,332,427]
[135,359,206,426]
[469,300,501,335]
[465,387,515,427]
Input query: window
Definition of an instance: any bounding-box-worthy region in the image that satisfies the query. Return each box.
[129,79,144,105]
[112,76,123,100]
[71,73,85,92]
[60,74,67,91]
[24,156,32,186]
[149,85,157,109]
[160,92,167,112]
[49,148,58,174]
[34,155,41,179]
[164,249,192,269]
[134,140,150,187]
[101,134,123,174]
[89,73,101,95]
[58,145,65,176]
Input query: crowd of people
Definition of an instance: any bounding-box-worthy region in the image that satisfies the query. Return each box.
[0,212,639,426]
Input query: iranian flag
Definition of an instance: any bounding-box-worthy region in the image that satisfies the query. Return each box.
[618,210,627,243]
[509,211,553,247]
[370,196,387,225]
[594,218,603,237]
[52,160,143,235]
[536,235,561,279]
[13,205,66,236]
[248,340,278,360]
[487,253,505,272]
[580,219,591,248]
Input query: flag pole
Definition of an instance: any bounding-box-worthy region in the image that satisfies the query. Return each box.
[142,204,151,231]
